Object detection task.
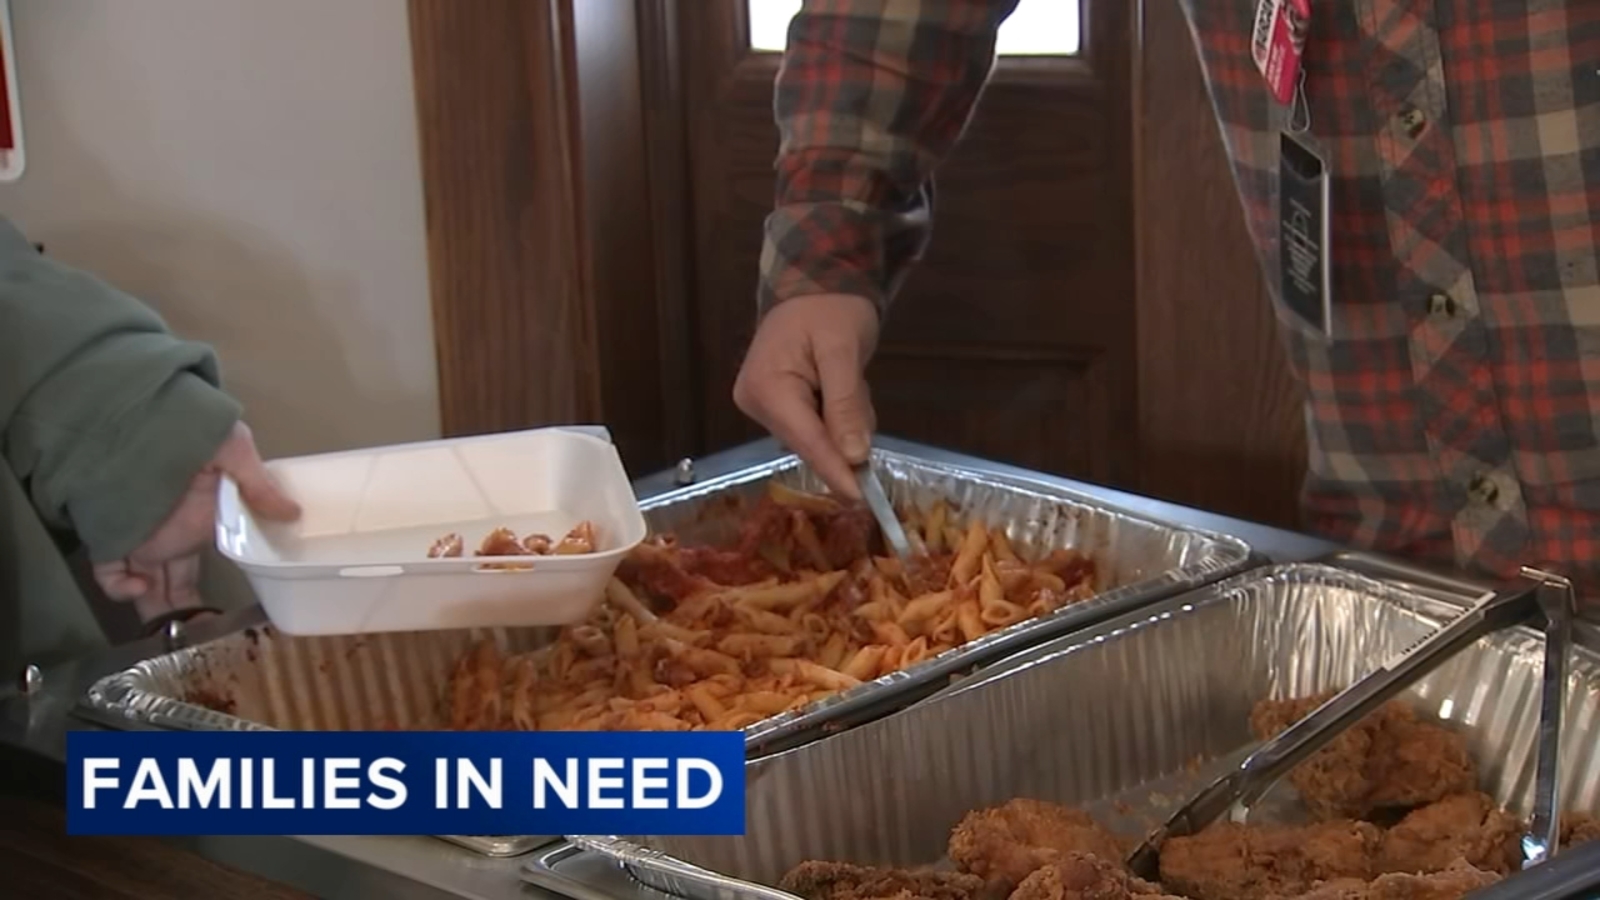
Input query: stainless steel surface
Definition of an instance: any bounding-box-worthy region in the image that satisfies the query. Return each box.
[440,834,562,858]
[529,840,682,900]
[524,842,750,900]
[1125,570,1540,878]
[569,835,795,900]
[524,843,635,900]
[163,618,186,651]
[853,463,914,561]
[0,436,1344,900]
[172,833,544,900]
[575,561,1600,900]
[1523,568,1576,869]
[675,458,696,486]
[19,663,42,695]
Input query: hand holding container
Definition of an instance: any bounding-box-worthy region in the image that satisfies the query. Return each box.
[214,426,647,635]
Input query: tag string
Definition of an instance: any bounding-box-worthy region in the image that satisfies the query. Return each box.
[1287,67,1311,134]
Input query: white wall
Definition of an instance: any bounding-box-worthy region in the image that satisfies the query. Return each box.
[0,0,440,617]
[0,0,440,459]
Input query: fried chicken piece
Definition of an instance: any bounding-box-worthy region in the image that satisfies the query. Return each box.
[1365,716,1478,811]
[949,799,1130,895]
[1378,793,1522,876]
[1561,812,1600,847]
[779,861,986,900]
[1290,858,1500,899]
[1158,819,1382,900]
[1251,694,1476,819]
[1007,854,1185,900]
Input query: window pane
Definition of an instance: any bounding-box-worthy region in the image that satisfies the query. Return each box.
[747,0,1080,56]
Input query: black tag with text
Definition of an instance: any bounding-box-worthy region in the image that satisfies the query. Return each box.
[1278,130,1331,339]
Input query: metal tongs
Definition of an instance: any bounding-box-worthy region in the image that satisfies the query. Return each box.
[1522,567,1574,870]
[1126,566,1576,881]
[854,463,920,563]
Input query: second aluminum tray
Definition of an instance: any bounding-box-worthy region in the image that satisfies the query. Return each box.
[554,559,1600,900]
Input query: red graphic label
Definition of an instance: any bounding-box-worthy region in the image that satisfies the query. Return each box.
[1252,0,1311,106]
[0,9,12,151]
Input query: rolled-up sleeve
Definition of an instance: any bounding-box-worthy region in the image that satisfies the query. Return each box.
[758,0,1017,317]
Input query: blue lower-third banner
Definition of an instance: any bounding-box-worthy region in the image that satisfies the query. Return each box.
[67,730,745,835]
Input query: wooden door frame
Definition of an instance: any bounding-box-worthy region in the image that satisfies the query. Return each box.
[406,0,696,473]
[1131,0,1305,525]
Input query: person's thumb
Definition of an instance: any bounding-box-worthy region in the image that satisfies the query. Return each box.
[215,423,301,521]
[815,343,876,467]
[93,562,150,601]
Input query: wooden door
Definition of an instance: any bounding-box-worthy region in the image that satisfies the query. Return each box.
[407,0,1303,524]
[676,0,1139,486]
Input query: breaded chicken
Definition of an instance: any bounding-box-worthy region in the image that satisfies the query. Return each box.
[1289,858,1500,899]
[1251,694,1476,819]
[1006,854,1186,900]
[1157,819,1383,900]
[1378,793,1522,876]
[949,799,1130,895]
[1562,812,1600,846]
[779,861,987,900]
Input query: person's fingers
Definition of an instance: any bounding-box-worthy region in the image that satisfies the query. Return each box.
[162,553,204,609]
[93,562,149,600]
[737,370,862,499]
[130,554,204,623]
[814,339,876,467]
[216,423,301,521]
[733,294,881,498]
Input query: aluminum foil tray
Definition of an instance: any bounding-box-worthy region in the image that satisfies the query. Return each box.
[77,448,1250,858]
[561,562,1600,900]
[654,450,1253,754]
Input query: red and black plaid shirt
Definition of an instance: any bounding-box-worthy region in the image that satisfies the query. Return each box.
[761,0,1600,584]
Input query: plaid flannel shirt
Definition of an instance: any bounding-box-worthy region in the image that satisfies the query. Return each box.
[761,0,1600,585]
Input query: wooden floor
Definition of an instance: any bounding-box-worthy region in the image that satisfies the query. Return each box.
[0,794,313,900]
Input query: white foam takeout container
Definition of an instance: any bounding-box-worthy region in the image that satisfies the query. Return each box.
[215,426,647,636]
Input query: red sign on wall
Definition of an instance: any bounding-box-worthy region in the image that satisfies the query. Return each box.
[0,0,25,181]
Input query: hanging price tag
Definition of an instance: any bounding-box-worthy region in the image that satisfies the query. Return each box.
[1278,131,1331,338]
[1251,0,1311,106]
[0,0,25,182]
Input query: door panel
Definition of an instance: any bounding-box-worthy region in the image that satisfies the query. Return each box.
[870,348,1106,477]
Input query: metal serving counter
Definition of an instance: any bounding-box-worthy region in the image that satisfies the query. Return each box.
[0,436,1338,900]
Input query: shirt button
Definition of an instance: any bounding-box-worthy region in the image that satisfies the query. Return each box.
[1468,473,1501,507]
[1398,107,1427,138]
[1428,293,1457,317]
